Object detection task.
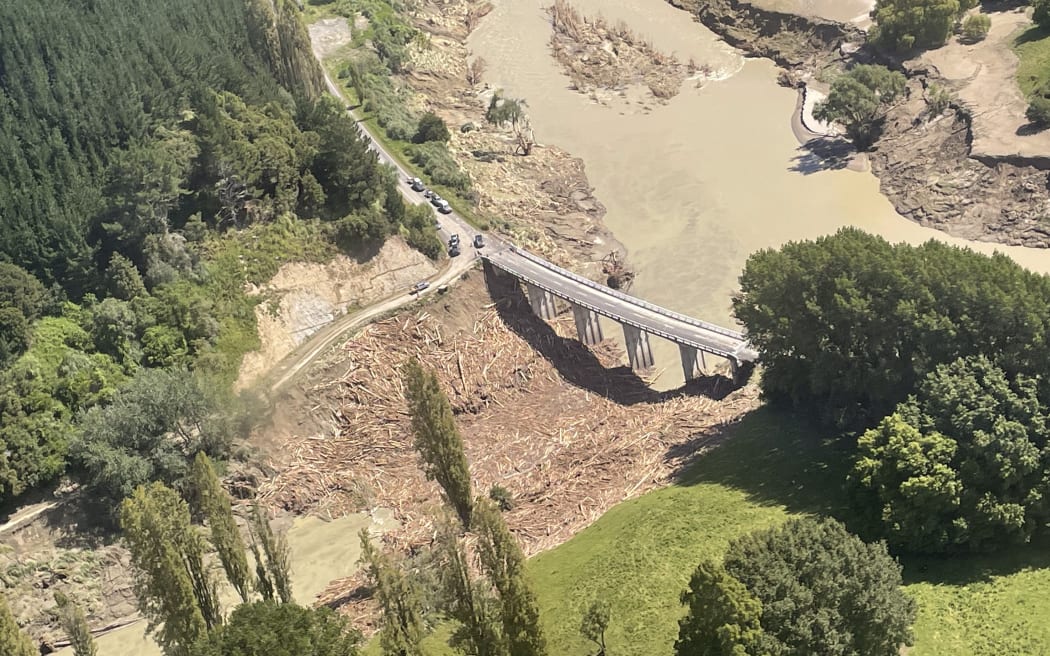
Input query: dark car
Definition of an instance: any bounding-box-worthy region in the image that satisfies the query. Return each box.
[449,244,461,258]
[423,189,434,199]
[409,177,425,192]
[473,234,485,248]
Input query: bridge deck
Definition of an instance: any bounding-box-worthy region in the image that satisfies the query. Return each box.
[483,247,758,363]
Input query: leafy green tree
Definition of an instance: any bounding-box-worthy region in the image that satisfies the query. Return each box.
[724,518,915,656]
[434,519,505,656]
[485,92,535,155]
[473,499,547,656]
[674,561,767,656]
[853,356,1050,552]
[580,600,611,656]
[732,227,1050,427]
[143,325,190,367]
[402,203,443,260]
[414,112,451,144]
[360,530,426,656]
[0,262,49,320]
[0,306,30,366]
[0,592,36,656]
[814,65,906,149]
[871,0,963,51]
[192,453,254,602]
[1034,0,1050,28]
[105,253,148,301]
[402,358,474,526]
[54,591,99,656]
[248,503,293,604]
[190,601,360,656]
[121,482,222,656]
[71,367,226,507]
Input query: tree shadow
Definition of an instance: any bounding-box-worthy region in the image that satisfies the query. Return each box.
[1016,122,1048,136]
[789,137,855,175]
[901,539,1050,587]
[673,406,854,518]
[1014,24,1050,48]
[341,238,385,265]
[482,265,737,406]
[672,406,1050,586]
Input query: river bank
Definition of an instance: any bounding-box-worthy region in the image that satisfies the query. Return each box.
[670,0,1050,249]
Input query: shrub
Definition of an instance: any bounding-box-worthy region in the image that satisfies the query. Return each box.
[406,142,471,193]
[961,13,991,41]
[489,484,514,511]
[413,112,451,144]
[1027,94,1050,127]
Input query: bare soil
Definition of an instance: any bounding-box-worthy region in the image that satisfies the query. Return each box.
[236,238,438,390]
[252,269,760,626]
[547,0,705,108]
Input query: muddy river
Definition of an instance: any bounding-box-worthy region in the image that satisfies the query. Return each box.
[469,0,1050,389]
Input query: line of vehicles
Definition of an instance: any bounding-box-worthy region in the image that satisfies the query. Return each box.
[407,176,487,295]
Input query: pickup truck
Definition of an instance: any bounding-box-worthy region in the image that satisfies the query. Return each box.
[410,280,430,294]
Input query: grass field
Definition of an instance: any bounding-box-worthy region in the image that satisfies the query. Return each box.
[524,407,1050,656]
[1015,25,1050,97]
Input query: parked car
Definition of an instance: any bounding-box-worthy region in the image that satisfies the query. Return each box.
[430,195,444,207]
[449,234,460,247]
[423,189,434,199]
[409,177,425,192]
[437,200,452,214]
[449,244,461,257]
[410,280,430,294]
[473,234,485,248]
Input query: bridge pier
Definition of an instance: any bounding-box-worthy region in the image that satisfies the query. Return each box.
[623,324,655,370]
[679,345,709,381]
[526,283,557,321]
[572,305,604,345]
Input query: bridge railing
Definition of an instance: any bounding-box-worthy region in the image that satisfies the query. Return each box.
[502,246,747,341]
[484,253,744,361]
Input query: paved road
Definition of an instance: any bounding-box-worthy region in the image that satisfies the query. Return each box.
[484,247,757,363]
[268,69,754,395]
[267,73,486,394]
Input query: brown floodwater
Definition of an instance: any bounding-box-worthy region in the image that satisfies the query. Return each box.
[469,0,1050,389]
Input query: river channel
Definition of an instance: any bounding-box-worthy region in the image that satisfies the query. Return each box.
[469,0,1050,389]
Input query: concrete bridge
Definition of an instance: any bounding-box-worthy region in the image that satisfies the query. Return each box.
[482,245,758,382]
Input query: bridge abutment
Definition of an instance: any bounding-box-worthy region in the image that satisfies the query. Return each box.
[572,305,604,345]
[526,283,557,321]
[623,324,655,370]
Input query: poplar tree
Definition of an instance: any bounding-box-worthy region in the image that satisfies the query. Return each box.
[473,499,547,656]
[0,592,36,656]
[192,453,253,602]
[402,358,474,527]
[54,592,99,656]
[434,520,505,656]
[359,530,426,656]
[248,503,293,604]
[120,482,221,656]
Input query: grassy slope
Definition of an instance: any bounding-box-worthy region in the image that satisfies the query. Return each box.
[524,408,1050,656]
[1015,25,1050,97]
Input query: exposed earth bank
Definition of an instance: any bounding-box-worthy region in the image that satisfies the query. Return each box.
[671,0,1050,248]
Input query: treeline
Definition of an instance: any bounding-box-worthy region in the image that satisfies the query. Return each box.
[735,228,1050,553]
[0,0,441,508]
